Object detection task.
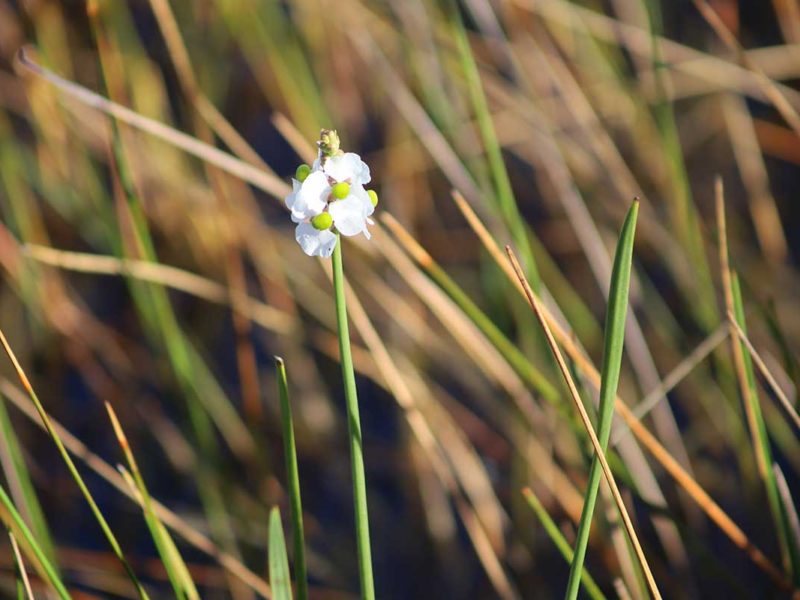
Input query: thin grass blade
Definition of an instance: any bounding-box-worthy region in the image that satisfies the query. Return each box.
[0,484,70,599]
[448,6,539,286]
[522,488,606,600]
[106,402,199,600]
[275,357,308,600]
[0,391,57,569]
[8,530,35,600]
[0,328,149,599]
[730,274,800,580]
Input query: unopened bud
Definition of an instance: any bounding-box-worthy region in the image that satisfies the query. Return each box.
[295,164,311,182]
[332,182,350,200]
[311,212,333,230]
[317,129,341,158]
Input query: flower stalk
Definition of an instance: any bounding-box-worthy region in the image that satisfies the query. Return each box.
[332,234,375,600]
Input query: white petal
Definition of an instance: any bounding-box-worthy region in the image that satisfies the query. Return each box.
[284,178,302,212]
[291,171,330,221]
[351,184,375,218]
[295,222,337,258]
[329,196,368,237]
[323,152,371,185]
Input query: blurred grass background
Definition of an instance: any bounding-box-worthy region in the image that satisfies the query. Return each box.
[0,0,799,597]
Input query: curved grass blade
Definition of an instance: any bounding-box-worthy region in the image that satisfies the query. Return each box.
[0,328,149,599]
[522,488,606,600]
[275,357,308,600]
[0,484,70,599]
[269,507,294,600]
[563,201,640,600]
[106,403,199,600]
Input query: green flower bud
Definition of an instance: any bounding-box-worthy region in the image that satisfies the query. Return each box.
[332,182,350,200]
[311,212,333,230]
[295,164,311,182]
[367,189,378,207]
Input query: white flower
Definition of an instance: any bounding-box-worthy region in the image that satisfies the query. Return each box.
[285,132,378,258]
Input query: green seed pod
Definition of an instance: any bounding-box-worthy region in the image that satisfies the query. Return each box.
[367,189,378,207]
[332,182,351,200]
[295,164,311,182]
[311,212,333,230]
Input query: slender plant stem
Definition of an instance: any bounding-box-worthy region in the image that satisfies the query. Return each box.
[332,234,375,600]
[275,357,308,600]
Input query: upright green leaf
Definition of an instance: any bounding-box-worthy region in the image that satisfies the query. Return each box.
[275,357,308,600]
[269,507,294,600]
[566,201,639,600]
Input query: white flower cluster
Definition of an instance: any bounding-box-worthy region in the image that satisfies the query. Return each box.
[285,130,378,258]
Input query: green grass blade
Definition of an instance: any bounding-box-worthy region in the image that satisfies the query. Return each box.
[332,235,375,600]
[0,484,70,599]
[730,273,800,581]
[275,357,308,600]
[522,488,606,600]
[0,329,149,599]
[269,507,294,600]
[106,403,199,600]
[448,4,541,290]
[642,0,717,332]
[0,391,57,570]
[565,201,639,600]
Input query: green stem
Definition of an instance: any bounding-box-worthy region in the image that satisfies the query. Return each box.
[332,234,375,600]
